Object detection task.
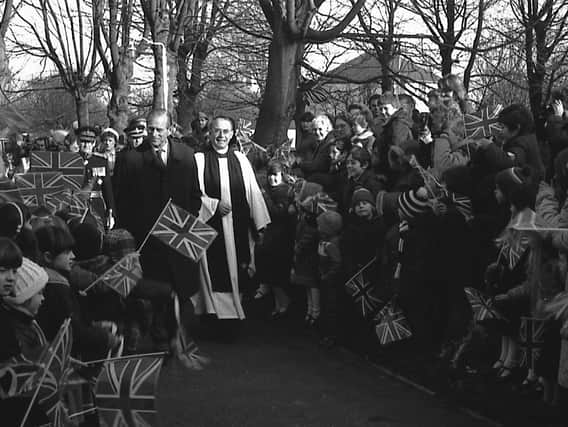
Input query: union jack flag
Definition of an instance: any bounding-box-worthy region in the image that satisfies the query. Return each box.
[52,188,89,217]
[94,253,143,297]
[30,151,85,190]
[0,178,23,203]
[509,208,562,232]
[95,355,164,427]
[519,316,546,371]
[373,300,412,345]
[448,193,474,222]
[14,172,66,207]
[299,192,338,215]
[25,319,73,427]
[271,140,294,168]
[236,119,267,156]
[151,200,218,262]
[344,258,384,318]
[497,230,530,270]
[0,359,39,398]
[464,287,503,322]
[464,105,503,139]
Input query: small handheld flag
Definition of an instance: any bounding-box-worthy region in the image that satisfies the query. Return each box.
[373,300,412,345]
[464,105,503,139]
[149,200,217,262]
[94,355,164,427]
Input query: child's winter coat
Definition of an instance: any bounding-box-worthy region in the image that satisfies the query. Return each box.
[256,182,296,287]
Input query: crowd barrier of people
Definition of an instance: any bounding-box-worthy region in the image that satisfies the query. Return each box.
[2,75,568,424]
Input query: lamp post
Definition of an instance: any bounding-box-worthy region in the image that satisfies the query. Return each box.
[128,37,168,111]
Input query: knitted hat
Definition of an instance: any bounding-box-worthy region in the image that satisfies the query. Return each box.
[351,187,374,208]
[297,181,323,202]
[317,210,343,237]
[101,127,119,142]
[495,167,531,200]
[103,228,136,261]
[398,189,430,220]
[70,221,103,261]
[4,258,48,305]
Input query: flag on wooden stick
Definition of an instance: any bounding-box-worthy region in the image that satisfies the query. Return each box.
[15,172,66,208]
[464,287,504,321]
[29,151,84,190]
[87,253,142,297]
[509,208,566,232]
[149,200,217,262]
[373,300,412,345]
[464,105,503,139]
[519,317,546,371]
[94,355,164,427]
[22,319,73,427]
[0,178,23,203]
[344,258,384,319]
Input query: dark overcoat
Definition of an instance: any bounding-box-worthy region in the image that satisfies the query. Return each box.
[114,140,202,300]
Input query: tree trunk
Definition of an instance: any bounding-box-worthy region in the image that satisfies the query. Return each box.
[294,89,306,148]
[176,42,207,133]
[107,61,133,132]
[531,20,549,139]
[255,28,303,147]
[440,44,453,76]
[380,58,394,93]
[0,37,9,89]
[75,90,90,127]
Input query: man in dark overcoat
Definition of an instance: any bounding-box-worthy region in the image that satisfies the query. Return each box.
[113,109,206,368]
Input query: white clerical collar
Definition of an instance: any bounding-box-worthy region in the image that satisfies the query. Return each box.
[214,148,229,156]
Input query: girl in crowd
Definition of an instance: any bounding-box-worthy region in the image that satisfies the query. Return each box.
[255,161,296,318]
[0,238,48,363]
[291,181,324,325]
[35,224,120,360]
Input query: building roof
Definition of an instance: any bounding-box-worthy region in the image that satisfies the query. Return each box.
[322,53,438,85]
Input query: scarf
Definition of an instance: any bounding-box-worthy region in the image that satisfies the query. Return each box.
[204,148,251,264]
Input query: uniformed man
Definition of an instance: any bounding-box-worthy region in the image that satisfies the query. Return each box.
[77,126,116,229]
[123,117,147,150]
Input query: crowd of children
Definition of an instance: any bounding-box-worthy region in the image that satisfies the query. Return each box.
[3,74,568,421]
[253,76,568,411]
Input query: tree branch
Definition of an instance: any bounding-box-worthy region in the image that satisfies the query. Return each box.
[305,0,366,44]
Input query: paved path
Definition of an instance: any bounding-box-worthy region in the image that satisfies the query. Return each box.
[157,320,493,427]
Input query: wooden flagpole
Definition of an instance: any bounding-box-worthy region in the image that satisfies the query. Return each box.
[344,256,377,285]
[82,351,167,366]
[137,198,172,253]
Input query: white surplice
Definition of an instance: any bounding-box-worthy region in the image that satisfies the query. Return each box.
[192,150,270,319]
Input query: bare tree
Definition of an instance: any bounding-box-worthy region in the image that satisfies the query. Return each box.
[405,0,495,90]
[252,0,366,147]
[355,0,403,93]
[510,0,568,131]
[0,0,14,88]
[175,0,229,131]
[140,0,198,114]
[92,0,148,131]
[14,0,98,126]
